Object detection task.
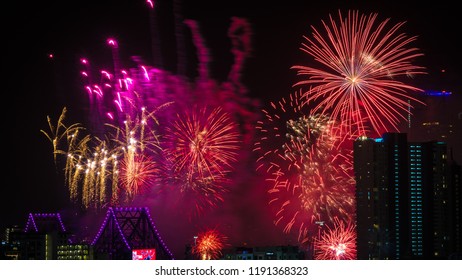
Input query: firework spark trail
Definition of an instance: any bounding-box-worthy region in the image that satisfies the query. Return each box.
[40,107,97,205]
[40,107,85,165]
[192,229,228,260]
[61,135,116,209]
[79,40,157,132]
[314,217,357,260]
[42,105,167,210]
[96,106,166,205]
[255,91,357,244]
[292,10,426,137]
[80,141,114,209]
[106,106,166,202]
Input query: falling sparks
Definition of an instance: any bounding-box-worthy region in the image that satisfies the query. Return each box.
[255,91,358,244]
[41,105,166,209]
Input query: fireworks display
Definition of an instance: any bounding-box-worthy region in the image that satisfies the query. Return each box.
[192,229,229,260]
[313,217,357,260]
[42,2,258,219]
[41,105,167,209]
[292,10,426,137]
[254,9,427,250]
[254,91,357,244]
[33,0,439,261]
[162,106,241,217]
[164,106,240,183]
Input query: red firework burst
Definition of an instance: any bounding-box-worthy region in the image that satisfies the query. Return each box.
[255,91,358,243]
[192,229,228,260]
[314,217,357,260]
[163,106,241,216]
[166,106,240,177]
[292,10,426,137]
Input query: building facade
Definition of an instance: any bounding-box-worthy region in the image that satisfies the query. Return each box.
[355,132,461,259]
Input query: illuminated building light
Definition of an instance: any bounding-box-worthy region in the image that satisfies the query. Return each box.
[423,90,452,96]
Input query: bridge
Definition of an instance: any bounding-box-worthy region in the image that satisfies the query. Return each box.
[91,207,174,260]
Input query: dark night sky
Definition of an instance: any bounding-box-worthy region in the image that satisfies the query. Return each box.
[5,0,461,258]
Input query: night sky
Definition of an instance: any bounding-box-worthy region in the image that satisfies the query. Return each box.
[5,0,461,258]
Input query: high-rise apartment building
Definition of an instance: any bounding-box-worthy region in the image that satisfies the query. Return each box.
[448,158,462,258]
[355,133,409,259]
[355,132,460,259]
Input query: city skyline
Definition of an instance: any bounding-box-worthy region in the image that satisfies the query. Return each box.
[5,0,461,259]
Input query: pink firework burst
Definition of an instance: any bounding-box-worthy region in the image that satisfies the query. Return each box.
[314,217,357,260]
[292,10,426,137]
